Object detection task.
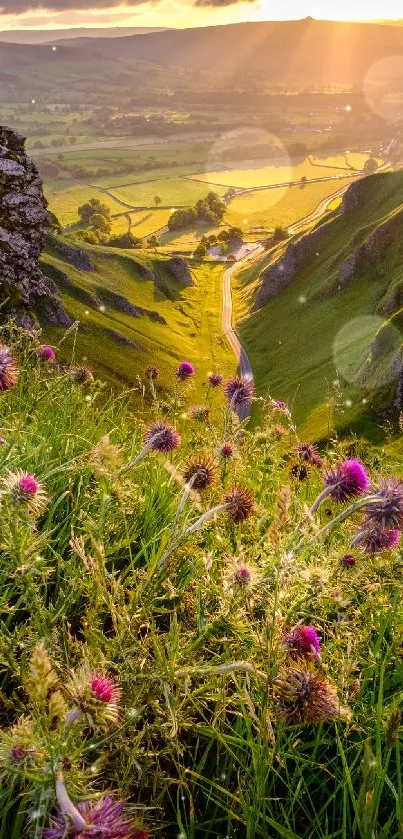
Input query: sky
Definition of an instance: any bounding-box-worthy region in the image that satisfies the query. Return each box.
[0,0,402,31]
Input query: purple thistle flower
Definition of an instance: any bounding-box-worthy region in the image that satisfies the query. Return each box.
[144,421,180,453]
[220,443,234,459]
[295,443,323,468]
[358,527,401,555]
[325,459,369,503]
[43,796,142,839]
[234,565,251,585]
[90,675,120,704]
[0,345,19,391]
[39,346,56,362]
[341,554,356,568]
[284,626,321,658]
[274,400,287,411]
[208,373,223,388]
[224,375,254,407]
[10,746,27,762]
[176,361,194,381]
[18,474,39,496]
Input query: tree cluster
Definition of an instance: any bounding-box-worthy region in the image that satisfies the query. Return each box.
[168,192,226,232]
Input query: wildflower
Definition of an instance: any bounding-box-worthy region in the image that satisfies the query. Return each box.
[182,457,216,491]
[0,437,5,446]
[295,443,323,467]
[363,478,403,530]
[146,365,159,380]
[357,527,401,555]
[224,484,256,523]
[71,366,94,386]
[0,345,18,391]
[273,664,351,725]
[39,345,56,362]
[43,794,142,839]
[386,708,402,746]
[234,564,251,585]
[341,554,356,568]
[0,718,41,769]
[274,400,287,411]
[1,470,48,516]
[176,361,194,381]
[273,425,287,437]
[188,405,210,422]
[325,459,369,503]
[284,626,321,658]
[144,421,180,453]
[224,375,254,408]
[66,669,120,729]
[208,372,223,387]
[220,442,233,459]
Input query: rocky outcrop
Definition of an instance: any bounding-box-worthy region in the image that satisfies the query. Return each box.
[253,225,326,310]
[165,257,193,287]
[48,236,94,272]
[0,126,71,325]
[341,177,369,216]
[133,260,155,281]
[97,288,166,324]
[339,207,403,293]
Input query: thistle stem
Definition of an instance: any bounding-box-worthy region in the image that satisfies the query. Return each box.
[309,485,333,515]
[306,494,380,544]
[158,502,231,569]
[55,772,86,831]
[119,431,164,474]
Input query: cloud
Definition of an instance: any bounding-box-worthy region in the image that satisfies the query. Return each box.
[0,0,150,11]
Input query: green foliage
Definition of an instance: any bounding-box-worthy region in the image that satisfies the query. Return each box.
[78,198,111,225]
[168,191,226,231]
[1,327,403,838]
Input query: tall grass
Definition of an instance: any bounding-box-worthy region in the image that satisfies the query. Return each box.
[1,325,403,838]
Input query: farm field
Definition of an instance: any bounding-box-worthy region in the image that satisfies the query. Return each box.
[108,176,227,207]
[43,182,124,226]
[128,208,172,236]
[191,153,377,189]
[225,177,354,237]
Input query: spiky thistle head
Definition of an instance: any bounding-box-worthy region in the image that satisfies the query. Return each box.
[273,663,351,725]
[357,526,401,555]
[71,366,94,386]
[233,564,251,585]
[39,346,56,362]
[144,421,180,453]
[1,470,48,516]
[325,459,369,502]
[208,372,223,388]
[283,626,321,658]
[188,405,210,422]
[291,463,308,481]
[66,668,120,729]
[295,443,323,467]
[224,375,254,407]
[43,796,144,839]
[223,484,256,523]
[363,478,403,530]
[0,345,19,391]
[182,457,216,491]
[146,365,159,380]
[341,554,356,568]
[25,643,58,704]
[176,361,194,381]
[0,718,43,770]
[220,442,234,459]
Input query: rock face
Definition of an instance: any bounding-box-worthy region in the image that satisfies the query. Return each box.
[0,125,72,325]
[165,256,193,287]
[253,225,326,310]
[48,236,94,272]
[98,288,166,324]
[339,207,403,297]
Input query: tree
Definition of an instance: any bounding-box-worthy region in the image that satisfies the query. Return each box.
[194,244,207,259]
[106,232,141,249]
[300,175,308,187]
[78,199,110,225]
[363,158,378,175]
[154,195,162,207]
[147,235,159,249]
[91,214,111,235]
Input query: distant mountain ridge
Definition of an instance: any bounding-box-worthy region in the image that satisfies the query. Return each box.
[57,18,403,84]
[0,27,169,45]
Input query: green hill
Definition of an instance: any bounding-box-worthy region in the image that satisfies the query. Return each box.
[233,170,403,440]
[39,238,235,399]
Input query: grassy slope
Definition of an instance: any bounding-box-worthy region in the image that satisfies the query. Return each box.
[40,239,235,399]
[233,171,403,440]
